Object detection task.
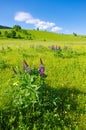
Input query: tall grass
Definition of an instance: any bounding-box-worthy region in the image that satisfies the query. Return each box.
[0,39,86,129]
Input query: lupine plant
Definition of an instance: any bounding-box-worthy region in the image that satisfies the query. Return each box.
[51,45,78,58]
[12,58,46,110]
[39,58,45,76]
[0,58,47,129]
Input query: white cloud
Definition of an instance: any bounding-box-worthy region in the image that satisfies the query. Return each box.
[14,12,32,21]
[35,21,55,30]
[26,19,40,24]
[51,26,62,32]
[14,11,62,32]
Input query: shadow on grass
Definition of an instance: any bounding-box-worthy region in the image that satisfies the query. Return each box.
[0,84,86,130]
[38,84,85,115]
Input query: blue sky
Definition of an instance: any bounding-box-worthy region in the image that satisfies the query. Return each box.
[0,0,86,34]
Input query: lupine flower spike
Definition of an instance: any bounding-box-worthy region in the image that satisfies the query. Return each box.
[23,60,31,74]
[39,58,45,76]
[23,60,28,70]
[51,45,55,50]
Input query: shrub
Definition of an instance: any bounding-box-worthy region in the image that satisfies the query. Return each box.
[10,30,16,38]
[4,31,10,38]
[13,25,21,31]
[4,30,16,38]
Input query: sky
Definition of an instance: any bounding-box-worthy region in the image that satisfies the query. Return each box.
[0,0,86,34]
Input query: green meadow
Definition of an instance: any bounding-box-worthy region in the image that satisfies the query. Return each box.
[0,30,86,130]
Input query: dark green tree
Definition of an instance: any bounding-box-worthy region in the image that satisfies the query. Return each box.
[13,25,21,31]
[73,32,77,36]
[0,31,2,36]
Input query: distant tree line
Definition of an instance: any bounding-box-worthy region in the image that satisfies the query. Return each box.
[0,25,34,40]
[0,25,11,29]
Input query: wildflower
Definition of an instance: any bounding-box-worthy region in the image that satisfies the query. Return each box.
[39,58,45,76]
[23,59,28,70]
[23,60,31,74]
[51,45,55,50]
[40,64,45,76]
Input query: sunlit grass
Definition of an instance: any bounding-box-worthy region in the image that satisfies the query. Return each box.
[0,39,86,129]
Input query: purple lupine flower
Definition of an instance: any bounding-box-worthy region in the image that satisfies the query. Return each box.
[39,58,45,76]
[23,60,28,70]
[51,45,55,50]
[23,60,31,74]
[40,65,45,76]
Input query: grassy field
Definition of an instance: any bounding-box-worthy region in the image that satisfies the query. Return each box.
[0,36,86,129]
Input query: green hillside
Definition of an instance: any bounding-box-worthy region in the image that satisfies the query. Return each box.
[0,27,86,42]
[28,30,86,42]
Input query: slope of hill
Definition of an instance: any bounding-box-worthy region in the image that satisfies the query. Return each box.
[26,30,86,42]
[0,27,86,42]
